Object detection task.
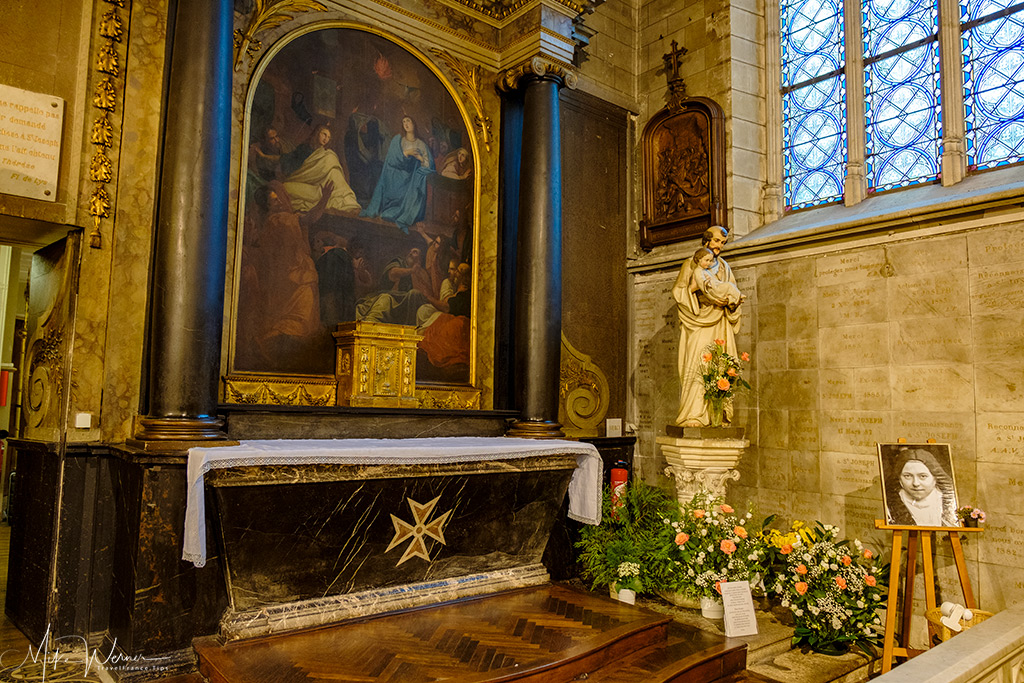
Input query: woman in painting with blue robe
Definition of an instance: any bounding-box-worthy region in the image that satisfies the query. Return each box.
[361,116,434,232]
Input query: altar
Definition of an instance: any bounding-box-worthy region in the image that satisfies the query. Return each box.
[185,437,601,639]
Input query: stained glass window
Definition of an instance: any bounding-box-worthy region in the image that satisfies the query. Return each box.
[863,0,941,191]
[782,0,847,209]
[962,0,1024,169]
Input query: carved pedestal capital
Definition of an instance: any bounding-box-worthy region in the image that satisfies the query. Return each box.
[657,432,749,504]
[506,420,565,439]
[499,57,578,92]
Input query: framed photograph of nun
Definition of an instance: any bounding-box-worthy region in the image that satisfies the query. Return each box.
[877,443,960,528]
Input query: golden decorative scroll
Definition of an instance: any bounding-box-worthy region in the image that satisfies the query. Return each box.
[558,332,609,437]
[430,49,493,153]
[232,0,327,72]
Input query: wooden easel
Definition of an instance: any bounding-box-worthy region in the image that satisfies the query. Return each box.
[876,519,984,672]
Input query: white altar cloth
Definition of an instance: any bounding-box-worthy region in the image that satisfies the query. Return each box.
[184,437,602,567]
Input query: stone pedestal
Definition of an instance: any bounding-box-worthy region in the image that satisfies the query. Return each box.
[334,322,422,408]
[657,427,749,505]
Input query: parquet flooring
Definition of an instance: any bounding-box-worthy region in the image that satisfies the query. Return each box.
[197,584,747,683]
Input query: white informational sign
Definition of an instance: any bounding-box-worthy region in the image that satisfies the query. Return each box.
[721,580,759,637]
[0,84,64,202]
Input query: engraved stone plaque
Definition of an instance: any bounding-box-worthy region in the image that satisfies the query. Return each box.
[820,451,879,498]
[819,324,889,368]
[891,365,973,412]
[978,513,1024,570]
[967,223,1024,268]
[821,411,890,453]
[820,368,891,411]
[978,414,1024,465]
[818,280,887,328]
[971,263,1024,315]
[895,412,975,460]
[891,319,972,365]
[976,363,1024,413]
[887,234,967,276]
[976,463,1024,516]
[0,84,64,201]
[815,249,885,287]
[889,269,969,319]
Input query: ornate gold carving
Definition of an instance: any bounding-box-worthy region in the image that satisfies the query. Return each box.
[558,332,609,437]
[89,2,128,249]
[442,0,585,20]
[90,113,113,147]
[96,43,120,75]
[99,9,124,40]
[499,56,577,92]
[233,0,328,72]
[27,329,65,429]
[223,376,336,406]
[430,49,493,153]
[417,387,481,410]
[89,153,113,183]
[334,322,422,408]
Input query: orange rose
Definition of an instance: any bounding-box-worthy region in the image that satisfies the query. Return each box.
[715,581,723,595]
[702,352,713,362]
[841,555,852,566]
[741,352,750,361]
[720,539,737,554]
[733,525,748,539]
[717,378,731,391]
[727,368,738,377]
[694,509,706,519]
[865,575,877,587]
[796,564,807,575]
[720,504,734,513]
[863,549,873,559]
[780,544,793,555]
[675,532,690,545]
[715,339,725,346]
[835,576,847,590]
[795,581,808,595]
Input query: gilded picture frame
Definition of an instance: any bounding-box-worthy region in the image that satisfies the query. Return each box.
[224,24,481,408]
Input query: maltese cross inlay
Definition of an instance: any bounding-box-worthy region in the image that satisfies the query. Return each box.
[386,496,452,566]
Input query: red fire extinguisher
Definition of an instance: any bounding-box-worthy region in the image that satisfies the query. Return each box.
[610,460,628,518]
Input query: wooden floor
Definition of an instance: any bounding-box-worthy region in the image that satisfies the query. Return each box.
[196,583,748,683]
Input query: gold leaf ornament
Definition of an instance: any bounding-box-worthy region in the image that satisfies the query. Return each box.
[233,0,328,71]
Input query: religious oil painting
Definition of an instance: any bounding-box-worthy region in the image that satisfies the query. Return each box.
[231,27,477,388]
[877,443,961,528]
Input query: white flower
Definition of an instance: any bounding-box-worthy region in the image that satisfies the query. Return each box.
[794,608,804,617]
[857,600,865,609]
[781,599,790,607]
[830,563,838,571]
[803,553,812,561]
[688,569,695,577]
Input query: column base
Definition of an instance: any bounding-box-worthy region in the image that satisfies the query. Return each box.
[130,415,230,447]
[506,420,565,439]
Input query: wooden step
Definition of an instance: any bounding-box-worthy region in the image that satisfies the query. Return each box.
[196,584,689,683]
[575,622,748,683]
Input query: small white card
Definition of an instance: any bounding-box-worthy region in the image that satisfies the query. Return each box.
[721,580,759,637]
[606,418,622,437]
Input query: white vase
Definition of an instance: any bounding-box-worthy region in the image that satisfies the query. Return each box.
[700,596,725,619]
[618,588,636,605]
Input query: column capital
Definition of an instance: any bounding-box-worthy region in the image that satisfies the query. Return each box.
[498,57,578,93]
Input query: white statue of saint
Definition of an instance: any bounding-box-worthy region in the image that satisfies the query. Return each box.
[671,225,744,427]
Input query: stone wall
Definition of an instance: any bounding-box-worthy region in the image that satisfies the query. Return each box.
[629,214,1024,615]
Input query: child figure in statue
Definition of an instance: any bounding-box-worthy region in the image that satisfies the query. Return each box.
[689,247,743,306]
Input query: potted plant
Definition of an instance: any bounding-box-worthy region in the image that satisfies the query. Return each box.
[657,490,768,618]
[576,481,680,602]
[769,521,889,656]
[956,504,986,527]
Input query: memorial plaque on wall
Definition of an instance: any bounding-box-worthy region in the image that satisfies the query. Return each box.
[0,84,63,202]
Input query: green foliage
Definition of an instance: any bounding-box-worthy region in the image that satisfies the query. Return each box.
[575,480,680,594]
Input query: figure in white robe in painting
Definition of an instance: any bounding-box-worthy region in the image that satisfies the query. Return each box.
[283,125,361,214]
[671,226,744,427]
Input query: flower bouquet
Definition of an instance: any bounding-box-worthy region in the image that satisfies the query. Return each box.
[657,490,768,605]
[694,340,751,427]
[769,521,889,656]
[956,504,986,527]
[576,481,680,598]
